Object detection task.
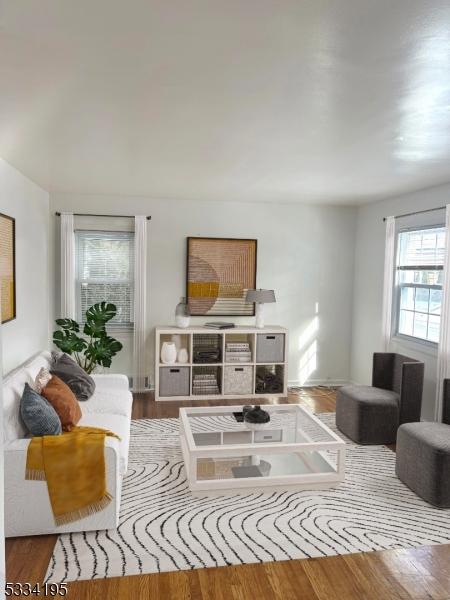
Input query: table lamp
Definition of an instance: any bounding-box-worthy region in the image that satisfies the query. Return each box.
[245,289,276,328]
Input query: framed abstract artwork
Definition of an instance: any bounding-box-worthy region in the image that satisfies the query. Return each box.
[187,237,257,316]
[0,213,16,323]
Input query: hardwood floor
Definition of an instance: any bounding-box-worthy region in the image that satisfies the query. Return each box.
[6,388,450,599]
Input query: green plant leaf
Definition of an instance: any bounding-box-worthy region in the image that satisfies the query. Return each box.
[53,330,87,354]
[83,321,106,338]
[55,318,80,332]
[85,302,117,324]
[84,336,123,368]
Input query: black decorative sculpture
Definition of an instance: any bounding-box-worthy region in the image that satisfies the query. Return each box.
[244,405,270,428]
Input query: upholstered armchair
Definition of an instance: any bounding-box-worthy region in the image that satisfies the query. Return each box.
[336,352,424,444]
[396,379,450,507]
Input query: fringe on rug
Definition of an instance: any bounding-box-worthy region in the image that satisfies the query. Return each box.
[54,493,113,526]
[25,469,46,481]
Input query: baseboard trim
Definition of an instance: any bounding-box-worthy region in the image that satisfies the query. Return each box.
[288,379,350,388]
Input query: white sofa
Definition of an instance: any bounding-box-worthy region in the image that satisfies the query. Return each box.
[4,351,133,538]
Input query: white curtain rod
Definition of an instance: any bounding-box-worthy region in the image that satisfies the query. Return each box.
[55,211,151,220]
[382,206,445,222]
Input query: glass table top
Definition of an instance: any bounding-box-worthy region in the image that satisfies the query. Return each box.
[182,405,338,448]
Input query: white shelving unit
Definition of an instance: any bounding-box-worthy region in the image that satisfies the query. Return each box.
[155,326,288,401]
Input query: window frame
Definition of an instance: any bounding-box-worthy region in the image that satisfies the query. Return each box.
[75,229,135,332]
[392,223,444,350]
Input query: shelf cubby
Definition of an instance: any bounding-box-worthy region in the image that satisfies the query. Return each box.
[192,365,222,396]
[255,364,285,394]
[159,333,191,365]
[192,333,223,364]
[224,332,254,364]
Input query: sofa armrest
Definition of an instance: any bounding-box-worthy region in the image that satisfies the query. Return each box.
[4,436,121,537]
[4,436,121,458]
[91,373,130,391]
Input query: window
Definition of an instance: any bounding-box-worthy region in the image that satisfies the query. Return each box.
[395,226,445,344]
[75,230,135,329]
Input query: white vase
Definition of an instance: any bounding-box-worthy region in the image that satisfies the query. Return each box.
[171,334,182,351]
[161,342,177,364]
[175,297,191,328]
[178,348,189,364]
[176,314,190,328]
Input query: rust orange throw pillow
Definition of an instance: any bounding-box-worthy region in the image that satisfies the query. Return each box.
[41,375,82,431]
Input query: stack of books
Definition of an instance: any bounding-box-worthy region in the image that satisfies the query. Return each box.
[225,342,252,363]
[192,373,220,395]
[204,322,235,329]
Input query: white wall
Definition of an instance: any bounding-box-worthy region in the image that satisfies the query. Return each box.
[50,193,357,387]
[0,159,50,374]
[351,182,450,420]
[0,320,5,599]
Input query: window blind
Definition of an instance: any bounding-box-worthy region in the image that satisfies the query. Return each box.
[75,230,135,328]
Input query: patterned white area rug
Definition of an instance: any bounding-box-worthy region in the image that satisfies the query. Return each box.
[45,413,450,582]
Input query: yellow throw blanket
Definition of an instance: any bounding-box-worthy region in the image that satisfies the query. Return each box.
[26,426,119,526]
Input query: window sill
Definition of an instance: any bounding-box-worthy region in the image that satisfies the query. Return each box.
[391,335,438,358]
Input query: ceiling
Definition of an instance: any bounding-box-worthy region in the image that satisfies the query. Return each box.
[1,0,450,204]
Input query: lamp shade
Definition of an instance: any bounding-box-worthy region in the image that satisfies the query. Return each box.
[245,289,276,304]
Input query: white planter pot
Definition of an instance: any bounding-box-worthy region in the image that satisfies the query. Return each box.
[161,342,177,364]
[178,348,189,364]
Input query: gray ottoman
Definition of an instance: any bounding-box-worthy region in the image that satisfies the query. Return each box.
[336,385,399,444]
[396,422,450,508]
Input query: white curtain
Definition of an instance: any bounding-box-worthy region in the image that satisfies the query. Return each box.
[133,216,148,392]
[435,205,450,421]
[60,212,76,319]
[381,216,396,351]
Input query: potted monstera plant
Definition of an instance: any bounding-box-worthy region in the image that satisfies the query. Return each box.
[53,302,123,374]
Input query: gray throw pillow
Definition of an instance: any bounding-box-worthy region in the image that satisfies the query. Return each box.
[20,383,62,436]
[51,353,96,401]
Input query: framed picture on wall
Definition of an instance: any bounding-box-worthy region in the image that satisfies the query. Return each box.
[186,237,257,316]
[0,212,16,323]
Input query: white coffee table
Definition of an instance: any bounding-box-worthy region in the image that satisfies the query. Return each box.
[179,404,346,494]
